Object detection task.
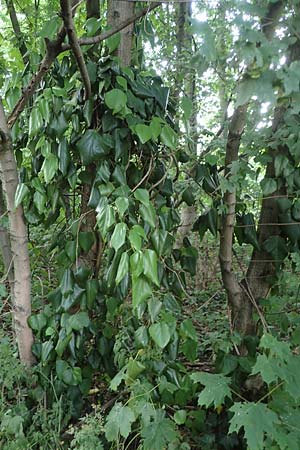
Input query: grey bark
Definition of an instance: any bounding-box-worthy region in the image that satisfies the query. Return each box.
[0,183,14,289]
[0,101,35,366]
[107,0,135,66]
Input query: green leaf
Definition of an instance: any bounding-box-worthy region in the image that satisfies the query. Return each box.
[58,139,70,175]
[86,279,98,309]
[148,298,162,322]
[191,372,232,408]
[96,204,115,239]
[41,340,54,363]
[141,410,178,450]
[132,276,152,308]
[77,130,107,165]
[130,251,143,278]
[127,359,145,381]
[229,402,279,450]
[135,124,153,144]
[60,269,74,297]
[68,312,90,331]
[105,403,135,441]
[56,360,82,386]
[116,76,128,91]
[174,410,187,425]
[180,319,198,341]
[105,89,127,114]
[251,354,278,385]
[116,252,129,285]
[134,188,150,205]
[160,125,177,148]
[42,154,58,184]
[15,183,29,208]
[129,228,142,251]
[150,117,162,140]
[78,231,96,253]
[143,249,159,286]
[149,322,171,349]
[28,313,47,331]
[261,178,277,196]
[115,197,129,217]
[140,203,156,228]
[29,107,43,137]
[106,33,121,53]
[110,222,127,252]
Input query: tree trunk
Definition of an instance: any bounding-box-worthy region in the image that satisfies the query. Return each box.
[86,0,99,19]
[0,182,14,291]
[174,2,198,247]
[0,101,35,366]
[107,0,135,66]
[219,2,284,337]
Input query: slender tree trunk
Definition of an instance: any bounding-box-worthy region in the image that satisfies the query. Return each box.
[0,183,14,291]
[219,1,284,337]
[174,2,199,247]
[0,101,35,366]
[107,0,135,66]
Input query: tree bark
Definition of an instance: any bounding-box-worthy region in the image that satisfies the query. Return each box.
[107,0,135,66]
[0,182,14,291]
[86,0,99,19]
[0,101,35,366]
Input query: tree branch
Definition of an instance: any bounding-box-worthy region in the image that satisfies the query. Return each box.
[61,2,161,50]
[60,0,91,100]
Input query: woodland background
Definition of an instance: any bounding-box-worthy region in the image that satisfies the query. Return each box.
[1,0,300,449]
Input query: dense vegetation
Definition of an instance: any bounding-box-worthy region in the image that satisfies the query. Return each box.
[1,0,300,449]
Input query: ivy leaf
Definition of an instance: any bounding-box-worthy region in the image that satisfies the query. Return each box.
[149,322,171,349]
[96,203,116,239]
[160,125,177,148]
[134,188,150,205]
[105,89,127,114]
[115,197,129,217]
[115,252,129,285]
[28,313,47,332]
[141,410,178,450]
[68,312,90,331]
[140,203,156,228]
[132,276,152,308]
[191,372,232,408]
[77,130,107,165]
[110,222,127,252]
[143,249,159,286]
[105,403,135,441]
[15,183,29,208]
[135,124,153,144]
[78,231,95,253]
[42,154,58,184]
[261,178,277,196]
[229,402,279,450]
